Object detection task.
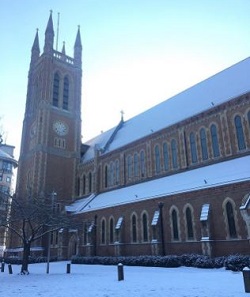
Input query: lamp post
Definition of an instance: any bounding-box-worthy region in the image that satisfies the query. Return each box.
[46,191,57,274]
[158,202,165,256]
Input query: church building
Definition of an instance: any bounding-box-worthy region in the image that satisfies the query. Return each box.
[14,13,250,259]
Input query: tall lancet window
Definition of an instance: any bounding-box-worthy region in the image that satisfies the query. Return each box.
[140,150,146,177]
[171,139,178,169]
[63,76,69,110]
[210,124,220,157]
[200,128,208,160]
[53,72,60,107]
[190,132,198,163]
[155,145,161,174]
[234,115,246,150]
[226,201,237,238]
[134,153,139,177]
[163,142,169,171]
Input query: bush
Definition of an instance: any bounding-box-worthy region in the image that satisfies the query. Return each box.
[71,254,250,271]
[2,255,58,265]
[180,254,201,267]
[72,254,188,268]
[224,255,250,271]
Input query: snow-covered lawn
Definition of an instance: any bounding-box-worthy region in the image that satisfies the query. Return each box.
[0,261,247,296]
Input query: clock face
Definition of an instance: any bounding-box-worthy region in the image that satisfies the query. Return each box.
[53,121,68,136]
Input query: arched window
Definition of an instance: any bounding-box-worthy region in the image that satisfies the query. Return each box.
[88,172,92,193]
[155,145,161,173]
[127,155,132,179]
[115,160,120,184]
[163,142,169,171]
[77,177,80,196]
[109,218,114,244]
[226,201,237,238]
[82,175,86,195]
[63,76,69,110]
[190,132,198,163]
[53,72,60,107]
[134,153,139,177]
[185,207,194,240]
[110,162,114,186]
[210,124,220,157]
[171,139,178,169]
[234,115,246,150]
[140,150,146,177]
[101,219,106,244]
[131,214,137,243]
[104,165,108,188]
[171,209,179,240]
[200,128,208,160]
[142,213,149,242]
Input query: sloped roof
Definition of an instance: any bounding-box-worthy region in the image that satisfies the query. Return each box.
[82,126,117,162]
[0,146,18,167]
[71,155,250,214]
[66,193,96,213]
[82,57,250,162]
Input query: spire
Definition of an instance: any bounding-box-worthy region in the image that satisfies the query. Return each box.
[74,25,82,65]
[44,10,54,54]
[30,29,40,66]
[74,26,82,48]
[62,41,66,55]
[32,29,40,52]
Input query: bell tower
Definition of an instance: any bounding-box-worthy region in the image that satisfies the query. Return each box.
[16,12,82,204]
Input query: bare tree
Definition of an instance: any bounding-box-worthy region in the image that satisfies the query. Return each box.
[0,192,76,274]
[0,116,5,144]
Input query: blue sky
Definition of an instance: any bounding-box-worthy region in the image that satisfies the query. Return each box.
[1,0,250,158]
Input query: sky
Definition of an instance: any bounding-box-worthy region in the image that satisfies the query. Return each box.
[1,261,247,296]
[1,0,250,160]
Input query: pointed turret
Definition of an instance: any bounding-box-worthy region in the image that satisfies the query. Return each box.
[62,41,66,55]
[74,26,82,66]
[31,29,40,64]
[44,11,54,54]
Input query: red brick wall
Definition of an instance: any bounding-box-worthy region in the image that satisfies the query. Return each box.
[75,181,250,257]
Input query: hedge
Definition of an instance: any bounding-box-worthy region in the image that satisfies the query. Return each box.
[71,254,250,271]
[1,254,249,271]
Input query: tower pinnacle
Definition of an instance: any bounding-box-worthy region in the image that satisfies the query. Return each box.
[74,26,82,66]
[30,29,40,67]
[44,11,54,53]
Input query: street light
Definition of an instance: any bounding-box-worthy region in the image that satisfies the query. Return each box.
[46,191,57,274]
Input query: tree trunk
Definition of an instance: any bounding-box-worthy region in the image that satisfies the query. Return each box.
[21,242,31,274]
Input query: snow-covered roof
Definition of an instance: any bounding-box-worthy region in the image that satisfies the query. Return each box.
[82,57,250,162]
[71,155,250,214]
[0,146,18,167]
[200,204,210,221]
[66,193,96,213]
[82,126,117,162]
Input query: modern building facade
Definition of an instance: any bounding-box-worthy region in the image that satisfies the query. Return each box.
[12,13,250,259]
[0,144,17,256]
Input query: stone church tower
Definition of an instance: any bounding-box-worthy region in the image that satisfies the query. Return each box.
[16,12,82,205]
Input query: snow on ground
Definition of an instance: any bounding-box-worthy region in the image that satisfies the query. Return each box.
[0,261,247,297]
